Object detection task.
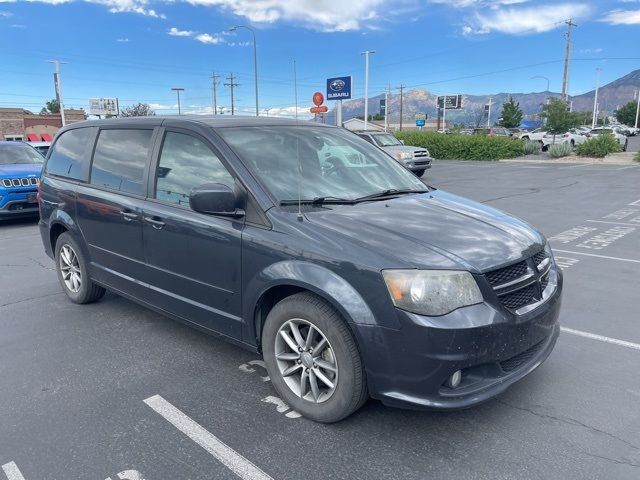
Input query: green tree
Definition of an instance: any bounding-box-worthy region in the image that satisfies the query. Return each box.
[120,103,156,117]
[615,101,638,127]
[40,99,60,114]
[540,98,578,135]
[499,96,523,128]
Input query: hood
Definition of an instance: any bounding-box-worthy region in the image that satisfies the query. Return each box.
[0,163,42,177]
[305,190,544,272]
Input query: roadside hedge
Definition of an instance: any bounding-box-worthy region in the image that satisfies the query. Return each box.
[575,134,622,158]
[394,131,524,161]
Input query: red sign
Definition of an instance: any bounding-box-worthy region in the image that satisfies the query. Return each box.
[310,106,329,114]
[312,92,324,107]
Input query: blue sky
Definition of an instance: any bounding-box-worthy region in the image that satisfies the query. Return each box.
[0,0,639,116]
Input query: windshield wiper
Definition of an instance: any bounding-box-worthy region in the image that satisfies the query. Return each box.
[279,196,356,206]
[352,188,429,202]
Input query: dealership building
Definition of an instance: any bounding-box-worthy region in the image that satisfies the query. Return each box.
[0,107,86,142]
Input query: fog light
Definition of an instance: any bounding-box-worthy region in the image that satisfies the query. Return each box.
[446,370,462,389]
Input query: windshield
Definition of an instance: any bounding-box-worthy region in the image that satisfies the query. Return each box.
[0,144,43,165]
[372,134,402,147]
[218,125,426,203]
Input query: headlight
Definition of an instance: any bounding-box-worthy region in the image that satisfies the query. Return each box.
[544,242,555,265]
[382,270,483,316]
[396,151,413,160]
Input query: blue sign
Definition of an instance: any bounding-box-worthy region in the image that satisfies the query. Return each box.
[416,119,426,127]
[326,76,352,100]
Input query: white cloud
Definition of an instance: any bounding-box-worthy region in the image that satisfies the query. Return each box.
[430,0,528,7]
[0,10,13,15]
[116,37,129,41]
[168,26,193,36]
[194,32,223,44]
[465,3,591,35]
[601,9,640,24]
[5,0,166,17]
[10,23,25,26]
[578,47,603,54]
[183,0,387,31]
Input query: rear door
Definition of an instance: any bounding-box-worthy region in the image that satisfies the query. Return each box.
[75,127,157,295]
[141,128,243,338]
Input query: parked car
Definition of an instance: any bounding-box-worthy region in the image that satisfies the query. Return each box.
[39,117,562,423]
[586,128,628,151]
[0,141,43,219]
[354,131,432,177]
[542,129,587,149]
[508,128,524,137]
[26,141,51,156]
[517,128,547,142]
[472,127,511,136]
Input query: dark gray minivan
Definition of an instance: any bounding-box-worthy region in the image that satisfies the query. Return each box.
[39,116,562,422]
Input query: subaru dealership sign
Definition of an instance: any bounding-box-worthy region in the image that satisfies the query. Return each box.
[326,76,352,100]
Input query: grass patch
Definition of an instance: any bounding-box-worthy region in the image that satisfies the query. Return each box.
[394,131,524,161]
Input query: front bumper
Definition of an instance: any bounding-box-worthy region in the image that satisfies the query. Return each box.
[403,157,433,171]
[354,270,562,410]
[0,190,39,217]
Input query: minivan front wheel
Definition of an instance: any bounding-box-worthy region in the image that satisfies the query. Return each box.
[55,232,106,304]
[262,292,367,423]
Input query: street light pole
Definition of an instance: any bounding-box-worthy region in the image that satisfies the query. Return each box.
[591,68,601,129]
[47,60,68,126]
[635,90,640,129]
[361,50,375,131]
[171,87,184,115]
[229,25,259,116]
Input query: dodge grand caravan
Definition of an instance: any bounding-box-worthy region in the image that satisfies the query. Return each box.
[39,117,562,423]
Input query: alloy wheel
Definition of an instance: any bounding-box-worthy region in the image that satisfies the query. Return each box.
[274,319,338,403]
[59,244,82,293]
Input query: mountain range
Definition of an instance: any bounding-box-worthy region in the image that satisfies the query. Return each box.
[335,69,640,126]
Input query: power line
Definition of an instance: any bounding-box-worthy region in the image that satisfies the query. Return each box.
[211,72,220,115]
[224,73,240,115]
[397,84,405,131]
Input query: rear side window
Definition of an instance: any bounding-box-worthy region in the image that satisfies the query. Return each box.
[90,129,153,196]
[155,131,234,206]
[45,127,92,180]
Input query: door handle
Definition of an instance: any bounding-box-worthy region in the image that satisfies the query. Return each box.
[120,210,138,221]
[144,216,165,229]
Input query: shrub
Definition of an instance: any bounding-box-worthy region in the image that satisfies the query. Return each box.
[548,143,573,158]
[523,140,542,155]
[575,134,622,158]
[394,131,524,161]
[634,151,640,163]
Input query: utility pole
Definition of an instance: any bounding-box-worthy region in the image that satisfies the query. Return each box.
[211,72,220,115]
[562,19,577,101]
[398,84,405,131]
[47,60,67,126]
[384,83,390,132]
[592,68,601,129]
[361,50,376,131]
[224,73,240,115]
[171,87,184,115]
[487,97,492,128]
[635,90,640,129]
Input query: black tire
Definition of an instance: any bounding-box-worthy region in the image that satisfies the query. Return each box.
[54,232,106,304]
[623,140,628,152]
[414,169,426,178]
[262,292,367,423]
[570,139,575,148]
[522,136,530,141]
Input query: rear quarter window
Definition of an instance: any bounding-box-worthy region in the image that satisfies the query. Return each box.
[45,127,94,180]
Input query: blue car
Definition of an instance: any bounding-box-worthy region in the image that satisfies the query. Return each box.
[0,141,43,219]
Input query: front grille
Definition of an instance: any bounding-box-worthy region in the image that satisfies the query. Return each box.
[413,151,429,158]
[499,339,545,373]
[1,177,38,189]
[533,251,547,267]
[500,283,537,310]
[485,260,528,287]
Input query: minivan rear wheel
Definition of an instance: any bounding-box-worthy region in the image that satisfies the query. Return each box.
[262,292,367,423]
[55,232,106,304]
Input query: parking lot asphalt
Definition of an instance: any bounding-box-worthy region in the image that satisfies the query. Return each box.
[1,161,640,480]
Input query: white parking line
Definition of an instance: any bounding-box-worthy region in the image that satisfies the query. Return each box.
[558,164,592,169]
[615,165,640,171]
[553,249,640,264]
[586,219,639,227]
[1,462,26,480]
[144,395,273,480]
[561,327,640,351]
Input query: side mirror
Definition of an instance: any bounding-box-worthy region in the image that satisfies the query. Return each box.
[189,183,244,218]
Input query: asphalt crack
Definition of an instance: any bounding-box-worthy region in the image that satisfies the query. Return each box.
[0,291,62,309]
[498,400,640,458]
[481,181,578,204]
[28,256,56,272]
